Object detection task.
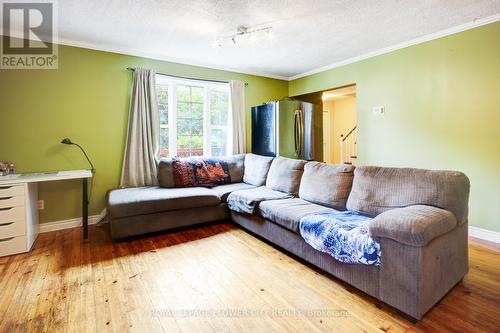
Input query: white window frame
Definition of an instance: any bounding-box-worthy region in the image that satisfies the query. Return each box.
[156,75,231,158]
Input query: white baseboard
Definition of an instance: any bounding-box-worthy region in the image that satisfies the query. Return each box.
[39,209,107,233]
[469,226,500,244]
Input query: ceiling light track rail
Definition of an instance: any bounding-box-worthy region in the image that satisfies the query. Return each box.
[214,25,273,47]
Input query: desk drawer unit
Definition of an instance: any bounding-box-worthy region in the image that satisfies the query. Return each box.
[0,185,25,210]
[0,235,28,257]
[0,196,25,209]
[0,185,24,197]
[0,219,26,239]
[0,215,26,239]
[0,205,25,222]
[0,184,31,256]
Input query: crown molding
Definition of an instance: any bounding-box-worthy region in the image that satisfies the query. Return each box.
[57,37,289,81]
[288,13,500,81]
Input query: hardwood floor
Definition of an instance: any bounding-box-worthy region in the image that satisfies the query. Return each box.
[0,223,499,333]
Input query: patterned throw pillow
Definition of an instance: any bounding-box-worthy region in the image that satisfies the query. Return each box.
[172,157,231,188]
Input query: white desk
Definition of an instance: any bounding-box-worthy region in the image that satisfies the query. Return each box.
[0,170,93,257]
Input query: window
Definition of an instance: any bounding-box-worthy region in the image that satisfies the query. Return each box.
[209,89,229,156]
[156,76,231,158]
[156,83,169,157]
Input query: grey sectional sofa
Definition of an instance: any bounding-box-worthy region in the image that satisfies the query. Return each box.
[107,153,470,320]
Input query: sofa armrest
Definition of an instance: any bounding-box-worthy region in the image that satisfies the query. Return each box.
[368,205,458,247]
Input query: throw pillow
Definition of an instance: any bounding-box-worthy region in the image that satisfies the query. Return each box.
[172,157,232,187]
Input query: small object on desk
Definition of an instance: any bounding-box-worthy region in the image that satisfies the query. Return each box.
[0,162,7,176]
[0,161,15,176]
[8,162,15,175]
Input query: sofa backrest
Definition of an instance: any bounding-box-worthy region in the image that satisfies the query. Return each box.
[346,166,470,223]
[265,156,307,195]
[243,153,274,186]
[222,154,246,183]
[299,161,355,210]
[158,154,245,188]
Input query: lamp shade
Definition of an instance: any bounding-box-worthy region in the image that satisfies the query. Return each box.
[61,138,73,145]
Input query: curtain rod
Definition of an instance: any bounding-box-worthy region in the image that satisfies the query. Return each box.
[126,67,248,86]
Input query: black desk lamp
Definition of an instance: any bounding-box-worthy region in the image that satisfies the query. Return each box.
[61,138,96,174]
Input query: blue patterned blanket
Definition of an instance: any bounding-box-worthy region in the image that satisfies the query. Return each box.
[299,211,381,266]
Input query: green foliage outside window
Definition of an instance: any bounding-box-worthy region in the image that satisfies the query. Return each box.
[157,80,229,158]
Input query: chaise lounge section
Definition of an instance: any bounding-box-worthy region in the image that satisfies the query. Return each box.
[106,153,470,320]
[107,154,254,239]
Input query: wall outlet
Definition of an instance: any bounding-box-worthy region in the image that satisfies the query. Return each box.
[37,200,44,210]
[373,106,385,115]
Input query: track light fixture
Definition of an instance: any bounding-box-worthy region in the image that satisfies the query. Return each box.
[213,25,273,47]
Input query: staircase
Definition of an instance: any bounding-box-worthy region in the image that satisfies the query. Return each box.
[340,126,357,165]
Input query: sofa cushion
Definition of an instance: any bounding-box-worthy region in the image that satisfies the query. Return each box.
[157,158,175,187]
[259,198,334,233]
[227,186,292,214]
[211,182,256,202]
[346,166,470,223]
[224,154,246,183]
[158,154,245,188]
[369,205,458,247]
[299,162,355,210]
[243,154,274,186]
[265,156,307,195]
[107,187,221,219]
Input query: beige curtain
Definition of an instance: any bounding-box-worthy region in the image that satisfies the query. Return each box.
[120,68,160,187]
[229,80,246,154]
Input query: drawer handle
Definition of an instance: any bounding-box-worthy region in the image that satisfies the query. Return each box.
[0,197,13,201]
[0,186,13,190]
[0,207,13,211]
[0,237,14,242]
[0,222,14,227]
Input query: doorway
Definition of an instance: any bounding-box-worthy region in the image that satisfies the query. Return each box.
[292,84,357,164]
[322,85,357,164]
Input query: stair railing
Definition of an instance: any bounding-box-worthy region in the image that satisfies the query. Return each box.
[340,125,357,165]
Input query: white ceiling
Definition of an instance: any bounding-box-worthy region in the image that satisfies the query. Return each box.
[35,1,500,79]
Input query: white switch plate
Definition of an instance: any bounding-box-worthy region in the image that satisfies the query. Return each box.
[37,200,44,210]
[373,106,385,115]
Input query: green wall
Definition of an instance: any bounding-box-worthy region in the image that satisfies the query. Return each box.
[290,22,500,232]
[1,22,499,233]
[0,44,288,223]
